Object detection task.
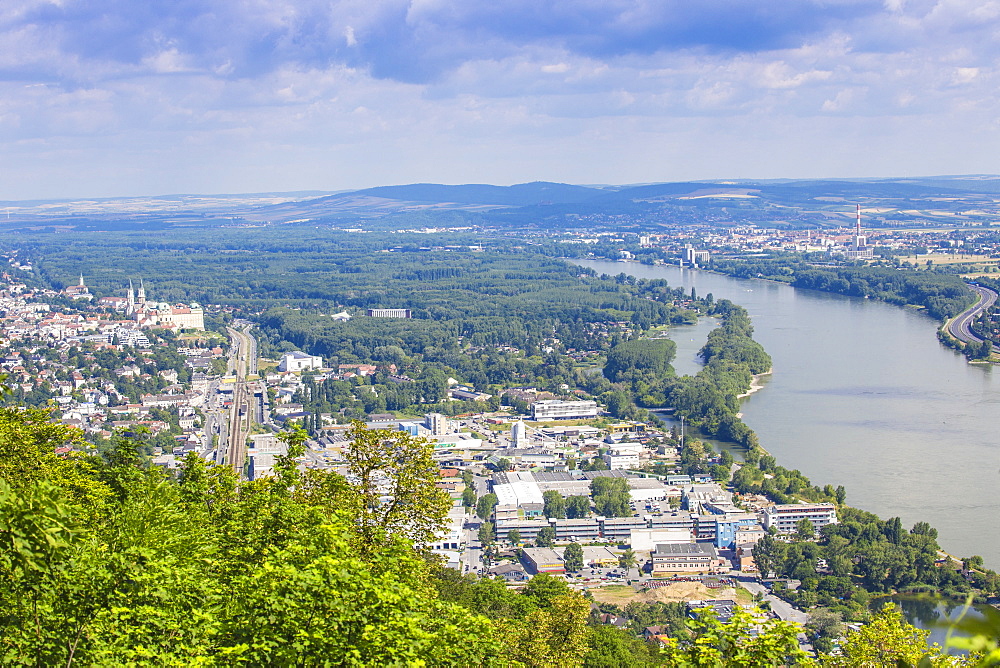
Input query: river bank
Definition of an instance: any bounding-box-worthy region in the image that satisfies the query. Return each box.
[738,371,771,399]
[578,258,1000,569]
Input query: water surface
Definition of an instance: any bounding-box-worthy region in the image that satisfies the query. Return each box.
[579,260,1000,568]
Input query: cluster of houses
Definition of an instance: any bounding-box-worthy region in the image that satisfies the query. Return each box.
[0,266,839,590]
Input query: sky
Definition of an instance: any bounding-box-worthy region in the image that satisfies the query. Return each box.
[1,0,999,199]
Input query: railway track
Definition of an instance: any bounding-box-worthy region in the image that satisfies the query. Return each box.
[224,325,257,477]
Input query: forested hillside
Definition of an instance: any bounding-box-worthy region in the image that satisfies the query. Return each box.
[5,229,713,423]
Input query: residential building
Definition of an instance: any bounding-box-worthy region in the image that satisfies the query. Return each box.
[426,412,450,436]
[762,503,838,533]
[684,245,711,267]
[651,543,728,576]
[278,351,323,372]
[531,399,599,420]
[713,514,761,549]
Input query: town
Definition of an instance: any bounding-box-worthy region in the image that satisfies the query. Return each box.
[0,262,836,641]
[0,227,993,657]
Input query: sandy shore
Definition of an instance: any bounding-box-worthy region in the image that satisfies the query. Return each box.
[737,370,772,399]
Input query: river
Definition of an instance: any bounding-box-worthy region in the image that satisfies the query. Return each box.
[578,260,1000,569]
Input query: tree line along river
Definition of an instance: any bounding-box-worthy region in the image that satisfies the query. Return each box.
[578,260,1000,570]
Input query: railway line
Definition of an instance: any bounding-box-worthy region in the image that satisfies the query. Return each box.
[221,323,259,477]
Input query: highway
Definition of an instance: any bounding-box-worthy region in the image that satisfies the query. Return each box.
[946,285,998,352]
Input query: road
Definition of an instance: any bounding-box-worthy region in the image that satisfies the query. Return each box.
[946,285,998,351]
[738,580,811,626]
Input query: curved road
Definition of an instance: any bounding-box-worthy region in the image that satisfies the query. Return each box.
[946,285,998,352]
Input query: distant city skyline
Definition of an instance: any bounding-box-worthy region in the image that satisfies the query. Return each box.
[1,1,998,199]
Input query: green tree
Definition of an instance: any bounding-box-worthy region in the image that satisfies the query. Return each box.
[595,491,631,518]
[507,528,521,546]
[521,573,572,608]
[462,486,477,509]
[806,608,844,654]
[835,484,847,505]
[659,606,813,667]
[478,521,496,546]
[829,605,943,667]
[542,490,567,519]
[619,548,637,572]
[754,532,779,579]
[584,625,660,668]
[965,555,985,571]
[911,521,938,540]
[536,526,556,548]
[339,421,452,547]
[563,543,584,572]
[476,492,498,521]
[796,518,816,541]
[566,495,591,519]
[0,412,503,666]
[503,593,591,667]
[710,463,730,482]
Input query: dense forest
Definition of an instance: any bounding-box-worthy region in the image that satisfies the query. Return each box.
[5,228,722,424]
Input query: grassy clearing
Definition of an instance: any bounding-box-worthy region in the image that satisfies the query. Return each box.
[918,253,998,265]
[588,582,741,606]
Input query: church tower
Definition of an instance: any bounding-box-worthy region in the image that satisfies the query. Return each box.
[137,279,147,309]
[127,279,135,314]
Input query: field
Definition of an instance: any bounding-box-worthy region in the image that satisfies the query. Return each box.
[587,582,752,606]
[919,252,997,265]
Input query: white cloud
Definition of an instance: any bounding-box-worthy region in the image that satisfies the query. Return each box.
[2,0,1000,197]
[142,49,195,74]
[952,66,979,83]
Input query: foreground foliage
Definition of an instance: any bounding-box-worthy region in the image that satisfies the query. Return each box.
[3,406,996,666]
[0,413,498,666]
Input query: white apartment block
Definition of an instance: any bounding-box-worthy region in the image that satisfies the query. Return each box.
[762,503,838,533]
[531,399,599,420]
[278,351,323,372]
[367,308,411,318]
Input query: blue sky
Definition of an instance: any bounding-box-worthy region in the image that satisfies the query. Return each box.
[1,0,998,198]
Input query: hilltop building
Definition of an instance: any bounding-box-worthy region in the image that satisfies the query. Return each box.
[124,279,205,330]
[63,275,93,301]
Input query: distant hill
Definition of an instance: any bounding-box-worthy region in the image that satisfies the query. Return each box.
[340,181,604,206]
[4,176,1000,231]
